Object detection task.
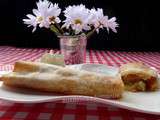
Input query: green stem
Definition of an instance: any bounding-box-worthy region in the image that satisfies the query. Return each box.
[54,22,64,35]
[50,25,61,36]
[86,28,96,39]
[86,24,101,40]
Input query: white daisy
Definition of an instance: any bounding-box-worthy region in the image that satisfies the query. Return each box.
[107,17,118,33]
[23,14,37,32]
[89,8,104,28]
[23,0,61,31]
[62,4,91,34]
[36,1,61,27]
[89,8,118,33]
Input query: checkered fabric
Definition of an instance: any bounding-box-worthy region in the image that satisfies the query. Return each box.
[0,46,160,120]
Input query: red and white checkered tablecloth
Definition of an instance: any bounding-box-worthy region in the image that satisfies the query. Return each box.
[0,46,160,120]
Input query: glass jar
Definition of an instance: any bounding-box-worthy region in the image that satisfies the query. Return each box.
[59,34,87,65]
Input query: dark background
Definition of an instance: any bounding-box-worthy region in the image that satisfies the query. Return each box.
[0,0,159,51]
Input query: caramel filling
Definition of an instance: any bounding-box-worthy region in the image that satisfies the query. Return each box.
[122,75,157,92]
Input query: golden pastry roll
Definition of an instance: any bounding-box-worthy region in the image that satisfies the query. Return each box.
[120,62,158,92]
[1,61,124,98]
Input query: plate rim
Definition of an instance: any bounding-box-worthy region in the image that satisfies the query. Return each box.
[0,90,160,115]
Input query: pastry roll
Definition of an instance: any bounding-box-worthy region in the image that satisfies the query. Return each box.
[120,62,158,92]
[1,61,124,98]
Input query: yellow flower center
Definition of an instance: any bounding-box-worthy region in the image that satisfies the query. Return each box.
[74,19,82,25]
[37,16,43,22]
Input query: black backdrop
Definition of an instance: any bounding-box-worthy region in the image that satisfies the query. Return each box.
[0,0,159,51]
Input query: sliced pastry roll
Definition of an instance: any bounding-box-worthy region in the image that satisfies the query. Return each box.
[120,62,158,92]
[1,61,124,98]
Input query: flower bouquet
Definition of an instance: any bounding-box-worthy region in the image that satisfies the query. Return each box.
[23,0,118,64]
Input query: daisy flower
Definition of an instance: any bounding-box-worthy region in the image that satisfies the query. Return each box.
[23,0,61,32]
[89,8,118,33]
[107,17,118,33]
[23,14,37,32]
[62,4,91,35]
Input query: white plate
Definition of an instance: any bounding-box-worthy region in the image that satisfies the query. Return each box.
[0,64,160,115]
